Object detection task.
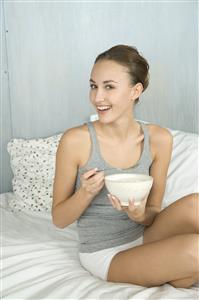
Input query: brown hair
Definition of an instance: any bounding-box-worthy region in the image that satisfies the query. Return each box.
[94,44,149,104]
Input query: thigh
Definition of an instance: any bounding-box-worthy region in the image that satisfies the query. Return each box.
[144,193,199,244]
[79,237,143,281]
[107,234,198,287]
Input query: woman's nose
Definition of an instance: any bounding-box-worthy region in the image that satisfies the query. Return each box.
[94,89,105,103]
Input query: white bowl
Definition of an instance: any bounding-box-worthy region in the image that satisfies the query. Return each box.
[105,173,153,206]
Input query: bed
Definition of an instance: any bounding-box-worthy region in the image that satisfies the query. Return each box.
[1,120,199,299]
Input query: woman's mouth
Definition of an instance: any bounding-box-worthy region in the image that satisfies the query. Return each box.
[97,105,112,114]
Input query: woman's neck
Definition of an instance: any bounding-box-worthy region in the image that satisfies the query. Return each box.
[94,117,141,143]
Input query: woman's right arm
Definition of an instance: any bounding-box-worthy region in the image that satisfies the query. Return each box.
[51,128,104,228]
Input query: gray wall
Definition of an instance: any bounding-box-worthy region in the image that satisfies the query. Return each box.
[1,1,198,193]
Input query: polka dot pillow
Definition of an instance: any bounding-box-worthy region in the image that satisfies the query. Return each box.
[7,133,63,212]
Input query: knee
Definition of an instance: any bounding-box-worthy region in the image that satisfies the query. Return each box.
[169,278,196,288]
[169,235,199,288]
[169,266,199,288]
[187,193,198,204]
[188,194,199,225]
[185,234,199,275]
[181,194,199,226]
[174,193,198,215]
[182,193,198,208]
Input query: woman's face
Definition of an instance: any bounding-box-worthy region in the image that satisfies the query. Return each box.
[89,59,141,123]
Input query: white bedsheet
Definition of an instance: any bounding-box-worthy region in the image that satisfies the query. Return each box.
[1,193,199,300]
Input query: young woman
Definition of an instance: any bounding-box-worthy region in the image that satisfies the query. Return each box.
[52,45,199,288]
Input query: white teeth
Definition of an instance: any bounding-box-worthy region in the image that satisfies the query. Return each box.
[97,106,111,111]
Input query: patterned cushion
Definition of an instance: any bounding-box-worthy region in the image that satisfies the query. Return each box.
[7,133,63,212]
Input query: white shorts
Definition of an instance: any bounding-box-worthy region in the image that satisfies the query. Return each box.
[79,236,143,281]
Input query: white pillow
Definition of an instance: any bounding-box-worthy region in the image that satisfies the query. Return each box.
[7,133,63,212]
[162,129,199,208]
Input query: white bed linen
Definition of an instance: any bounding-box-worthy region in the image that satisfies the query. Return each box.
[1,192,199,300]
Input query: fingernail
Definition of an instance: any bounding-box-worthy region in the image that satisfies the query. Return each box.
[94,167,98,171]
[112,196,116,200]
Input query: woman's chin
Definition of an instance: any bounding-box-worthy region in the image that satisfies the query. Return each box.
[98,115,112,123]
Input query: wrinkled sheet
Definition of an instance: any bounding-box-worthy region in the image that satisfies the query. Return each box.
[1,192,198,300]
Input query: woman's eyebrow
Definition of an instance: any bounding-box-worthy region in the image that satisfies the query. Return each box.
[89,79,118,84]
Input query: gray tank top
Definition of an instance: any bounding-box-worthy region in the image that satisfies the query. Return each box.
[75,121,153,253]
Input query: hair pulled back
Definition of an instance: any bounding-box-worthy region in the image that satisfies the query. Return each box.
[94,44,149,104]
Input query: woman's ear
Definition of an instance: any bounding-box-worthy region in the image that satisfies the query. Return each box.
[131,83,143,101]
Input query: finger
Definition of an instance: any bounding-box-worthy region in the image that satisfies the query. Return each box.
[84,173,103,186]
[121,205,128,211]
[136,134,144,144]
[107,194,116,208]
[95,171,105,180]
[143,194,149,203]
[112,195,122,211]
[89,176,104,189]
[83,168,98,179]
[139,194,148,207]
[128,199,135,212]
[88,171,104,184]
[96,178,105,191]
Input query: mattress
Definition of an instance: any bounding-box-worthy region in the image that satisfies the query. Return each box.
[1,192,199,300]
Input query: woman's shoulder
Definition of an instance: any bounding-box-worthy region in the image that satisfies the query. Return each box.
[146,123,172,140]
[60,123,89,146]
[145,123,173,159]
[58,123,90,166]
[62,123,88,136]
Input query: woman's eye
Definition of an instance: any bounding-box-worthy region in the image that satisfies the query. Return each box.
[105,85,114,89]
[90,84,97,89]
[90,84,114,90]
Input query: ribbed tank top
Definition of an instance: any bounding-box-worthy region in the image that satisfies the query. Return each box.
[75,121,153,253]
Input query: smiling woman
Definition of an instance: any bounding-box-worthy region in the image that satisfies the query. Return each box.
[93,44,149,105]
[88,45,149,124]
[52,44,199,288]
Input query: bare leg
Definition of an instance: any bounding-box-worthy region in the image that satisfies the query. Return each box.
[169,276,198,288]
[144,193,199,244]
[107,234,199,287]
[142,193,199,287]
